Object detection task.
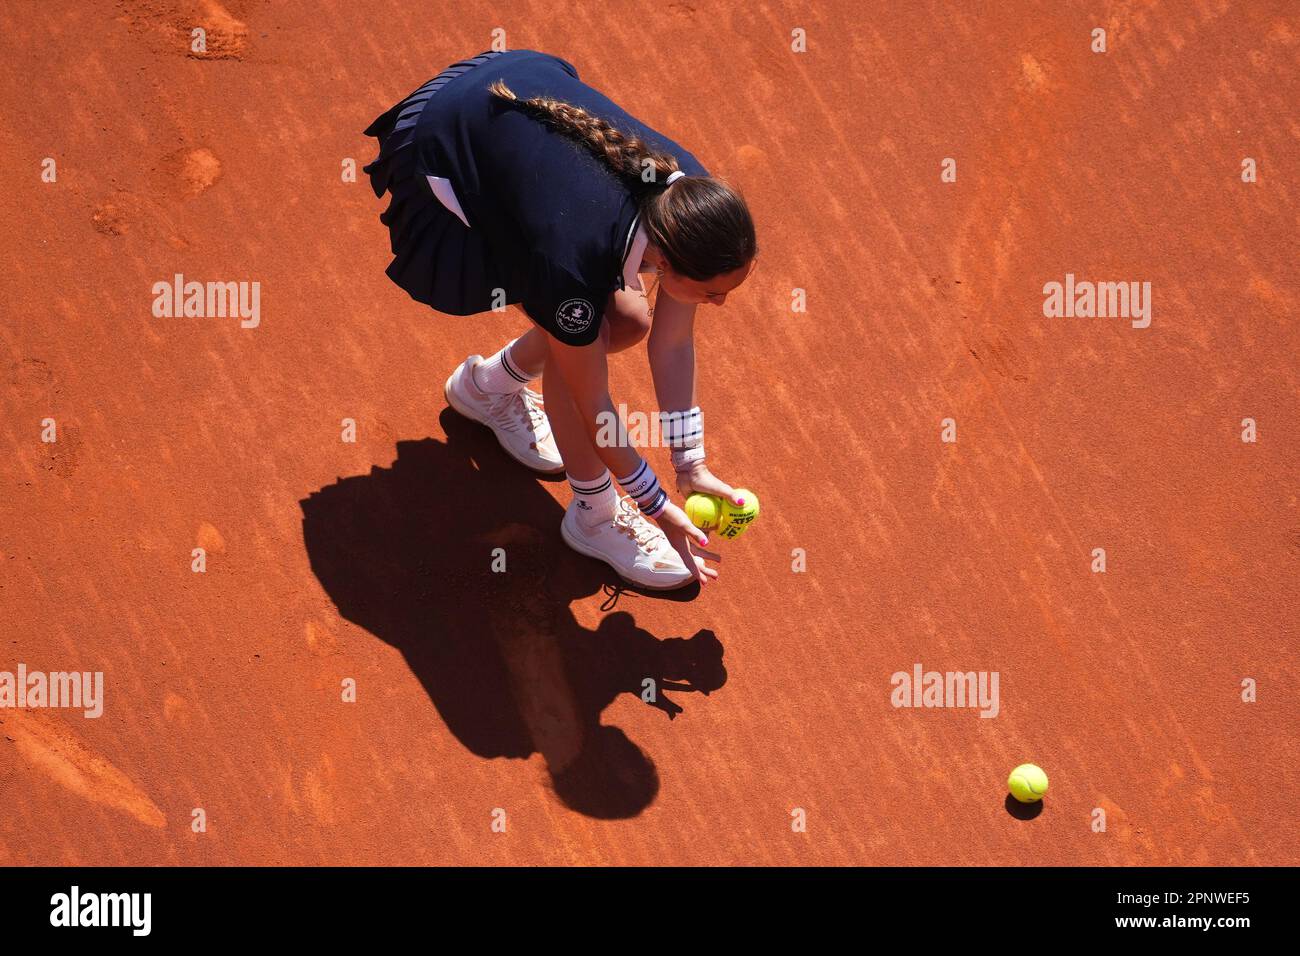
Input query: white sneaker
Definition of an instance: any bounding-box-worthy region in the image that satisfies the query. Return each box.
[561,496,694,590]
[444,355,564,474]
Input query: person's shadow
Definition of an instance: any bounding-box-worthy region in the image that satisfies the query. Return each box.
[299,408,726,818]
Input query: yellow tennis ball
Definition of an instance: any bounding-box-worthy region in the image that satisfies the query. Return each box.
[684,493,723,531]
[1007,763,1049,803]
[717,489,760,540]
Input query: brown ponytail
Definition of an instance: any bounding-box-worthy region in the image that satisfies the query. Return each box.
[490,80,756,282]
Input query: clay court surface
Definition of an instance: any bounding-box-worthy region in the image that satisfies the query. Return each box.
[1,0,1296,866]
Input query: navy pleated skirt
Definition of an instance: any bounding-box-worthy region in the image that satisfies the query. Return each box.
[363,51,509,315]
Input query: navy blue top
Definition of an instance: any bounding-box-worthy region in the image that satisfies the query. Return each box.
[412,50,710,345]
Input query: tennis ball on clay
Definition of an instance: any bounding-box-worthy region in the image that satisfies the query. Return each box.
[685,493,723,531]
[1007,763,1049,803]
[717,489,760,540]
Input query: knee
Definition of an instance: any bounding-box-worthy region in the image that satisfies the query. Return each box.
[605,290,651,354]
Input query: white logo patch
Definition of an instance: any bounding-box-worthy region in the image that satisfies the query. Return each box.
[556,298,595,334]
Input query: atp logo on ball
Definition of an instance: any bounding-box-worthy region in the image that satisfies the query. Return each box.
[717,510,755,539]
[688,491,760,539]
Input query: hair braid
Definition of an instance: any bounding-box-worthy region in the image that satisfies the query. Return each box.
[489,78,756,281]
[490,79,679,186]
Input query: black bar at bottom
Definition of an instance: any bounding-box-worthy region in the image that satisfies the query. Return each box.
[0,866,1284,941]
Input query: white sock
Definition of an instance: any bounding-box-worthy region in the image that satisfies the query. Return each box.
[568,470,617,527]
[472,338,540,394]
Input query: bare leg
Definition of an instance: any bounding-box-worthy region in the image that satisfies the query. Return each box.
[543,348,606,482]
[540,288,651,482]
[509,325,549,376]
[605,288,651,355]
[509,287,648,378]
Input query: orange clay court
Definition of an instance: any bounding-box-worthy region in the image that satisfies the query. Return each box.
[0,0,1296,866]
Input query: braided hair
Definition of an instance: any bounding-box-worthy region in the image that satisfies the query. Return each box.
[489,79,756,281]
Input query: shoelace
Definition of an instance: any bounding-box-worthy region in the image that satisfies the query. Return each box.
[599,581,632,611]
[519,388,551,437]
[613,497,665,552]
[485,387,549,438]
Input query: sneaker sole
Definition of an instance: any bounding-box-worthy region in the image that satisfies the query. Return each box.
[560,517,695,591]
[444,374,566,475]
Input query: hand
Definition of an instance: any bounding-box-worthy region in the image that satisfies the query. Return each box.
[653,500,719,586]
[674,462,746,508]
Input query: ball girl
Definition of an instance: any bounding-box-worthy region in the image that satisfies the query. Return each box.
[364,49,756,589]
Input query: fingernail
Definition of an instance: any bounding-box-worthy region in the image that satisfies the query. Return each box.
[702,537,709,546]
[737,498,746,506]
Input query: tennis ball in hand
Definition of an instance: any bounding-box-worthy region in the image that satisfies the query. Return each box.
[685,493,723,531]
[1007,763,1049,803]
[717,489,760,540]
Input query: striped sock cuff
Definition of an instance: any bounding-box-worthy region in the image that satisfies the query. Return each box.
[616,460,668,517]
[568,470,613,497]
[475,338,543,394]
[500,343,533,385]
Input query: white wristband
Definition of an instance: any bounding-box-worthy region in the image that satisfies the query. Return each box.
[660,406,703,448]
[671,445,706,471]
